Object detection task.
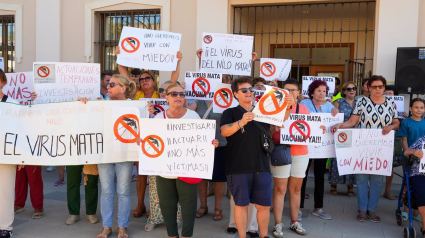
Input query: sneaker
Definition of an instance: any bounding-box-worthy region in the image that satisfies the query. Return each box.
[0,230,13,238]
[246,231,259,237]
[312,209,332,220]
[298,210,302,221]
[46,166,56,172]
[65,215,80,225]
[272,223,284,237]
[290,221,307,235]
[54,179,65,186]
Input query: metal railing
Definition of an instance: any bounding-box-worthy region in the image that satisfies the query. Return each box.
[0,15,15,73]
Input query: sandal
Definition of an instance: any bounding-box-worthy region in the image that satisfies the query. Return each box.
[357,211,367,222]
[383,192,396,200]
[118,227,129,238]
[413,214,423,222]
[213,209,223,221]
[97,227,112,238]
[14,206,25,214]
[32,209,44,219]
[330,184,337,195]
[367,211,380,223]
[347,185,354,197]
[402,211,408,222]
[133,206,146,217]
[196,206,208,218]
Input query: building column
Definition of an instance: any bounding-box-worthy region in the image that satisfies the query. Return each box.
[36,0,61,62]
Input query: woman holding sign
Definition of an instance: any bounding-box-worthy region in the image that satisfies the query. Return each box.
[331,75,399,223]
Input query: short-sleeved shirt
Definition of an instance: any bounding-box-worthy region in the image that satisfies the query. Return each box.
[300,99,334,113]
[352,96,397,129]
[135,90,160,100]
[289,103,309,155]
[100,92,110,100]
[398,117,425,159]
[220,105,270,175]
[195,100,227,147]
[336,98,357,122]
[407,136,425,177]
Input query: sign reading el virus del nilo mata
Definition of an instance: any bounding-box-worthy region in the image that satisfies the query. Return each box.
[280,114,323,145]
[184,71,222,100]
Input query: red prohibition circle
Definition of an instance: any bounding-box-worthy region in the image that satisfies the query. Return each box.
[37,66,50,78]
[191,78,211,97]
[141,135,165,158]
[203,35,213,44]
[260,62,276,77]
[121,37,140,53]
[338,132,348,143]
[213,88,233,108]
[113,114,140,143]
[289,120,311,139]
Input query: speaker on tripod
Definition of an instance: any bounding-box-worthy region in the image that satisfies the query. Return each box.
[395,47,425,94]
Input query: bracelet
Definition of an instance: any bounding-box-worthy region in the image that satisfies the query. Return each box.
[286,106,292,111]
[238,120,245,133]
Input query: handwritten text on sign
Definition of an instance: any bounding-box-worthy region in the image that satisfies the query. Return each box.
[33,62,100,104]
[184,71,222,100]
[117,26,181,71]
[253,86,289,126]
[309,113,344,159]
[259,58,292,81]
[213,83,238,113]
[138,119,216,179]
[302,76,335,99]
[200,32,253,76]
[335,129,394,176]
[3,72,34,105]
[0,101,149,165]
[281,114,323,145]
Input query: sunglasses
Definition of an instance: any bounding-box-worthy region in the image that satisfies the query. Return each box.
[238,87,255,93]
[107,82,121,88]
[159,88,165,93]
[167,92,186,98]
[139,76,152,82]
[370,85,384,90]
[345,87,357,92]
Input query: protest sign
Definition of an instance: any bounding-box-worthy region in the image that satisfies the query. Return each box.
[3,72,34,105]
[308,113,344,158]
[280,114,323,145]
[200,32,254,76]
[117,26,181,71]
[335,129,394,176]
[33,62,100,104]
[301,76,335,99]
[252,86,289,126]
[0,57,4,71]
[254,90,265,106]
[386,95,405,118]
[259,58,292,81]
[213,83,238,113]
[420,144,425,172]
[184,71,222,100]
[0,100,148,165]
[138,119,216,179]
[144,98,169,116]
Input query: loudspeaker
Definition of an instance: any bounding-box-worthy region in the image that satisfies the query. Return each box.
[395,47,425,94]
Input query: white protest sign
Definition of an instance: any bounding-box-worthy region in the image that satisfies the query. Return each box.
[302,76,335,99]
[213,83,238,113]
[420,144,425,172]
[253,86,289,126]
[260,58,292,81]
[281,114,323,145]
[33,62,100,104]
[117,26,181,71]
[184,71,222,100]
[0,57,4,71]
[386,96,405,118]
[308,113,344,159]
[3,72,34,105]
[254,90,265,106]
[200,32,253,76]
[335,129,394,176]
[0,100,148,165]
[138,119,216,179]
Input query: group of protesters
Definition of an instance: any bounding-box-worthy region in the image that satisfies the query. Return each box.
[1,45,425,238]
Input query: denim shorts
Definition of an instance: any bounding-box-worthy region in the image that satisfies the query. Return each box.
[227,172,272,207]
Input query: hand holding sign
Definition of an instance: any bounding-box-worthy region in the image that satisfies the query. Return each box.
[253,86,289,126]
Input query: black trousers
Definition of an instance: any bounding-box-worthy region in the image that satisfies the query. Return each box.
[300,158,327,209]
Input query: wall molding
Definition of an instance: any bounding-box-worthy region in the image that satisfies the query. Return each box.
[0,3,23,63]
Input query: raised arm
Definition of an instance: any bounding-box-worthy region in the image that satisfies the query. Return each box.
[115,46,129,77]
[170,51,183,83]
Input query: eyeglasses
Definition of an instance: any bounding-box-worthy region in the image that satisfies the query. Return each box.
[254,84,266,89]
[167,92,186,98]
[159,88,165,93]
[238,87,255,93]
[106,82,121,88]
[370,85,384,90]
[345,87,357,92]
[285,89,299,93]
[139,76,152,82]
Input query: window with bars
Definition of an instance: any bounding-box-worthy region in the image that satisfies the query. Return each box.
[95,10,161,71]
[0,16,15,73]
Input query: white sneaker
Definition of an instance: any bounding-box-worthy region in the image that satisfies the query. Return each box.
[290,221,307,235]
[272,223,284,238]
[46,166,56,172]
[298,210,302,221]
[312,209,332,220]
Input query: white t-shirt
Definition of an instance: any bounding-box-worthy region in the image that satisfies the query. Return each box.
[153,108,201,179]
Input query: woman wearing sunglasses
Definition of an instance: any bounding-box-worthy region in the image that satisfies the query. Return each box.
[328,81,358,197]
[331,75,400,222]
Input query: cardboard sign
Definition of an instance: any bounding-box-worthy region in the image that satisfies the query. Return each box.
[213,83,238,113]
[259,58,292,81]
[254,90,265,106]
[138,119,216,179]
[200,32,254,76]
[147,99,169,116]
[33,62,100,104]
[280,114,323,145]
[301,76,335,99]
[335,129,394,176]
[386,95,405,118]
[253,86,289,126]
[308,113,344,159]
[0,100,148,165]
[3,72,34,105]
[117,26,182,71]
[184,71,222,100]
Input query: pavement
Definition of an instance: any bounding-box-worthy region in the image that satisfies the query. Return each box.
[11,165,420,238]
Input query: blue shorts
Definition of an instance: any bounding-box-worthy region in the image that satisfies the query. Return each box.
[227,172,272,207]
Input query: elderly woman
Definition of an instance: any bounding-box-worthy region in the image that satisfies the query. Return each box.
[329,81,358,196]
[221,76,293,238]
[331,75,400,222]
[299,80,339,220]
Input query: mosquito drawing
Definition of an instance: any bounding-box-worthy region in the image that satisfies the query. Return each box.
[205,36,212,42]
[154,106,162,115]
[265,62,274,71]
[295,122,307,134]
[195,79,208,96]
[217,90,230,104]
[264,90,285,109]
[40,67,48,74]
[116,116,138,140]
[127,38,137,46]
[145,137,161,153]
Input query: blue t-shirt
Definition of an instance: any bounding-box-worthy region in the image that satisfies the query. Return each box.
[300,99,334,113]
[398,117,425,159]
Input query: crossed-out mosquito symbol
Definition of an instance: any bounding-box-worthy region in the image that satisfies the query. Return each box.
[263,90,284,109]
[116,116,138,140]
